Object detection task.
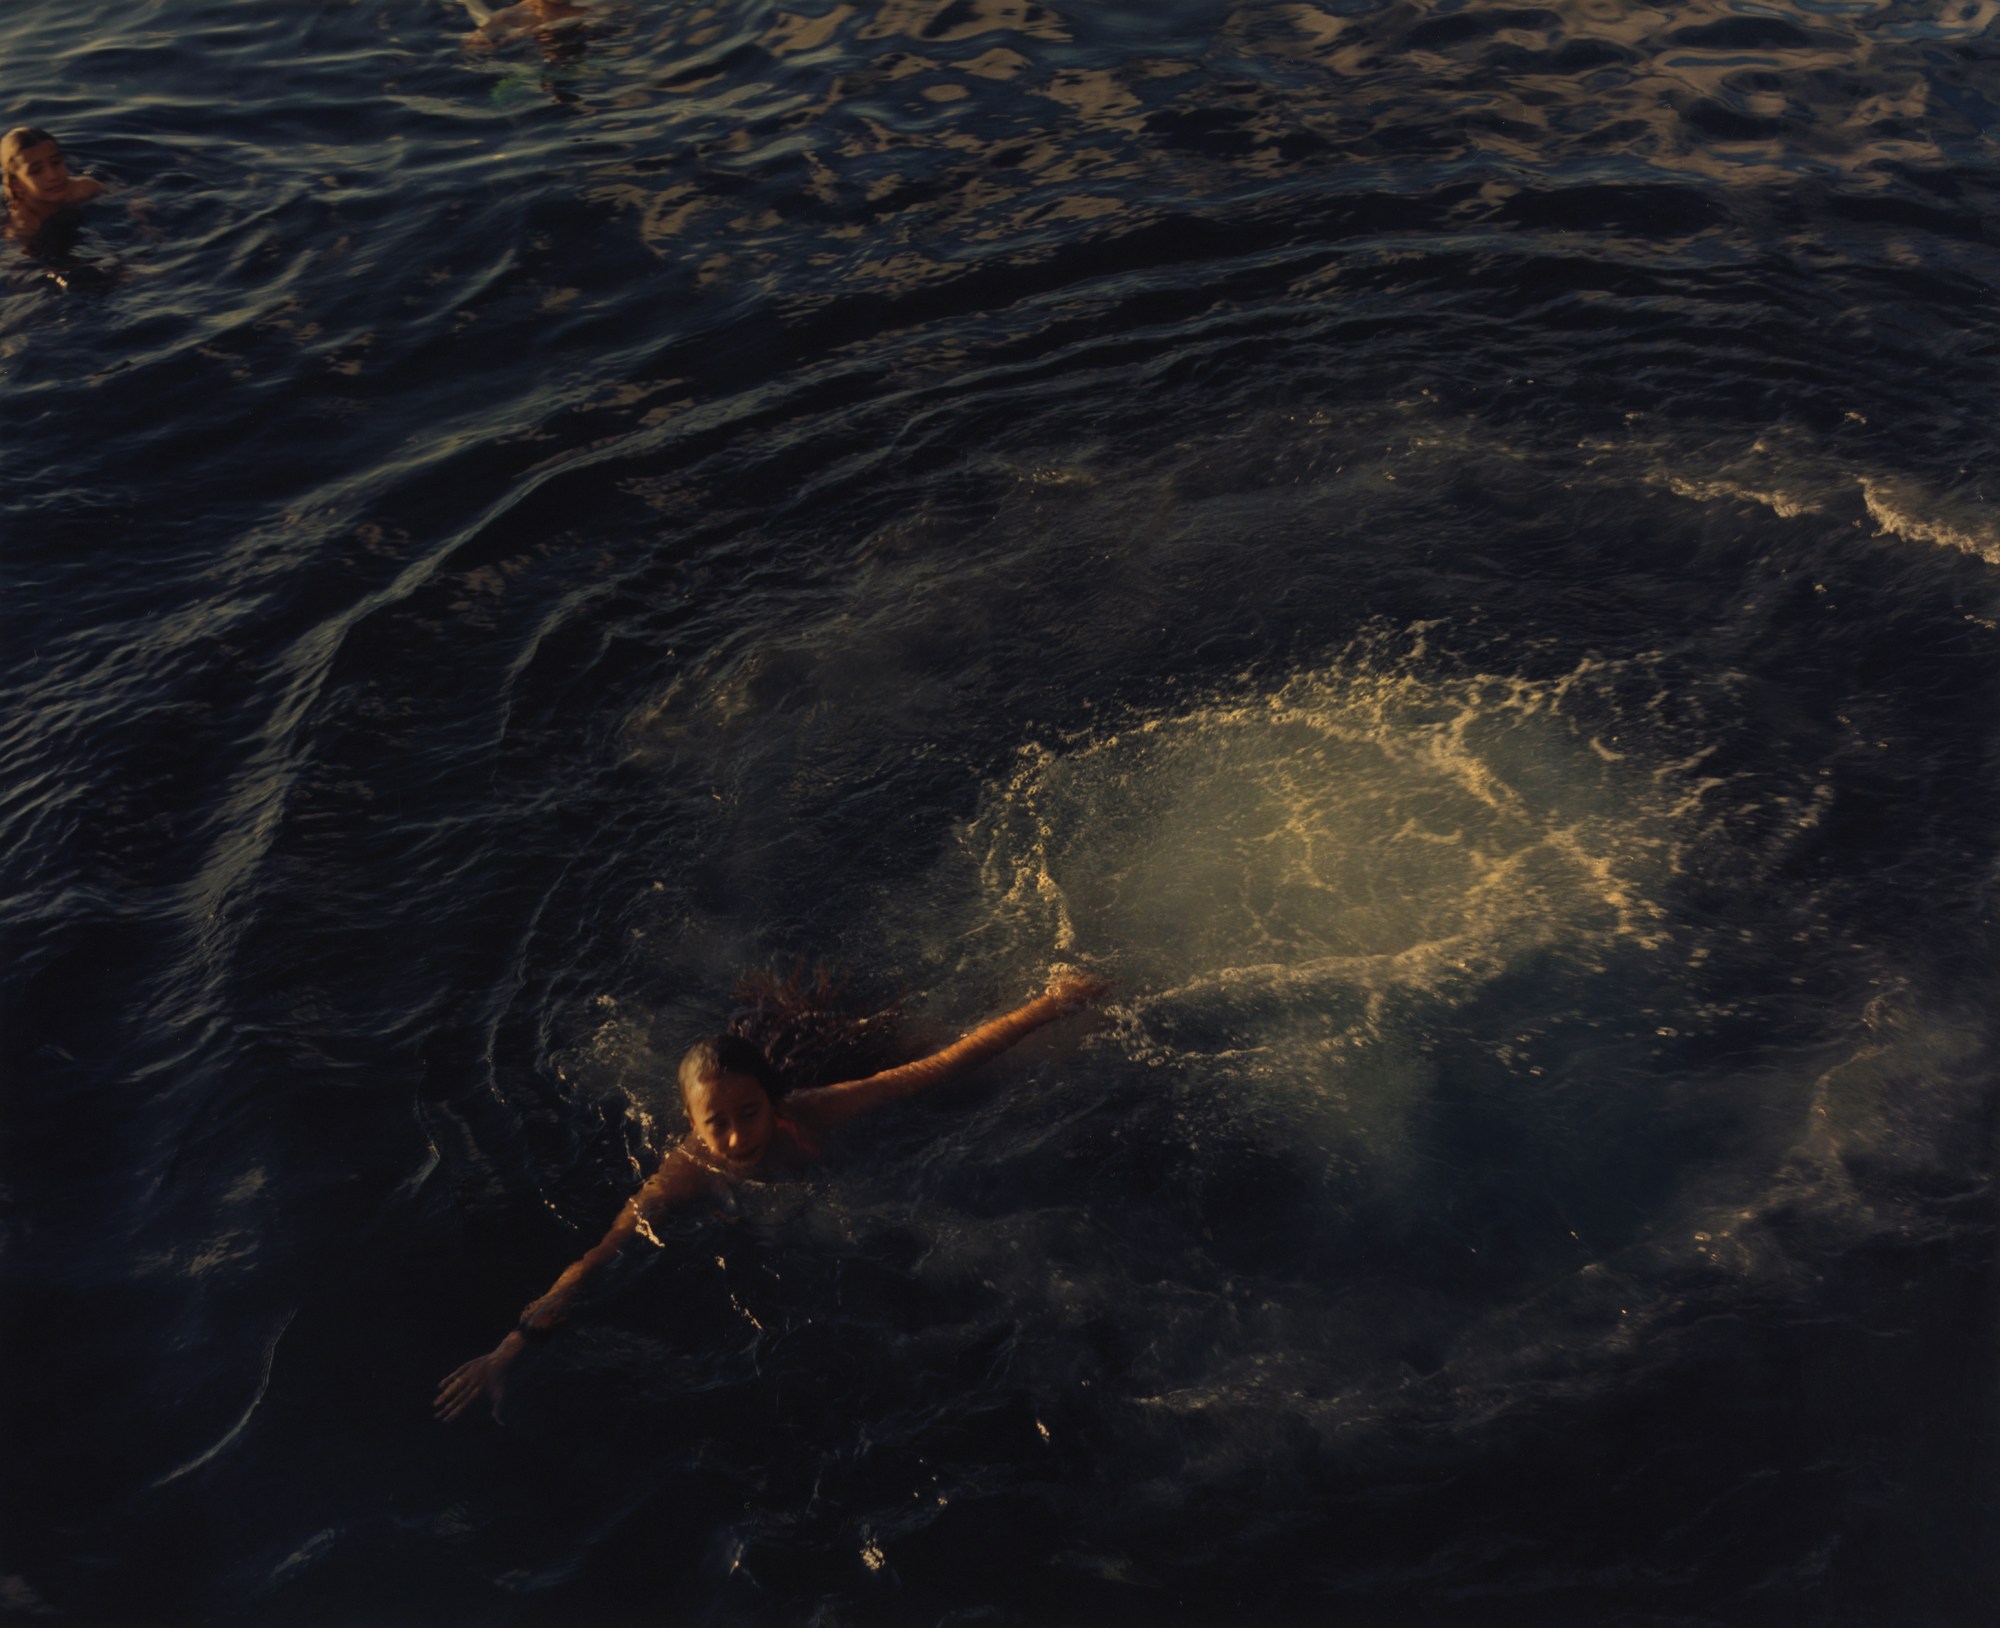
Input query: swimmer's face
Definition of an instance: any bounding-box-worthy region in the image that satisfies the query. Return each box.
[684,1068,775,1168]
[6,140,73,205]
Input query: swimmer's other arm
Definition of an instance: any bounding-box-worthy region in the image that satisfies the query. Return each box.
[433,1151,703,1424]
[788,970,1111,1128]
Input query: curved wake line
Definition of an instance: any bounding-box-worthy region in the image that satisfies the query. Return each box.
[150,1308,297,1490]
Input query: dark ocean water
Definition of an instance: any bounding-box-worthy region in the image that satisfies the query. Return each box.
[3,2,1998,1624]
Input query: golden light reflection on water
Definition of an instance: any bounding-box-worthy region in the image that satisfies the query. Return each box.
[547,0,2000,312]
[853,0,1072,47]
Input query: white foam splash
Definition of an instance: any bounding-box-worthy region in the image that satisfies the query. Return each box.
[961,653,1699,1167]
[1665,475,1823,519]
[1860,476,2000,566]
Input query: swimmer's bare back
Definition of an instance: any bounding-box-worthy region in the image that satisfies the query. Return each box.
[436,971,1110,1423]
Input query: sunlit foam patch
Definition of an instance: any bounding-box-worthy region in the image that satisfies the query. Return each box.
[932,625,1980,1450]
[962,649,1696,1159]
[1859,475,2000,568]
[1643,431,2000,571]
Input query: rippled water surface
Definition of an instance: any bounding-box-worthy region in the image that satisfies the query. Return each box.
[3,3,1998,1625]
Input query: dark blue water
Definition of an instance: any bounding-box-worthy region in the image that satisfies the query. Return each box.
[4,2,1997,1624]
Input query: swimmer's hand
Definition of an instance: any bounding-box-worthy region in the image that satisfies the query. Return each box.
[1043,969,1112,1013]
[435,1332,526,1424]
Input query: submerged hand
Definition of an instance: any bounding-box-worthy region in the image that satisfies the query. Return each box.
[1045,969,1113,1011]
[435,1337,523,1424]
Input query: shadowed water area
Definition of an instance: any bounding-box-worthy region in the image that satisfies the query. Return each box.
[2,2,1997,1624]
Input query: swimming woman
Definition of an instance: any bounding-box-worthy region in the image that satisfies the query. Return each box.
[461,0,592,48]
[435,970,1110,1423]
[3,127,104,242]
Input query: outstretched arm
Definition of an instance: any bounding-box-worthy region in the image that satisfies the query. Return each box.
[434,1147,706,1423]
[788,971,1110,1130]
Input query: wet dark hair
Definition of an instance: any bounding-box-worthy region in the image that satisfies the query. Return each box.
[728,963,908,1091]
[677,1033,780,1105]
[676,964,909,1110]
[2,127,58,169]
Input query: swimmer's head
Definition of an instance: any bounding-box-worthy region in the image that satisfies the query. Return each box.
[3,127,74,210]
[678,1034,782,1168]
[2,127,56,165]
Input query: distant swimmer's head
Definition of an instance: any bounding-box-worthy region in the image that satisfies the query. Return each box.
[679,1034,782,1168]
[3,127,74,211]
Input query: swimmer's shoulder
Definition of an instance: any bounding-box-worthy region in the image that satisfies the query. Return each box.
[775,1102,827,1159]
[6,182,107,242]
[638,1136,729,1206]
